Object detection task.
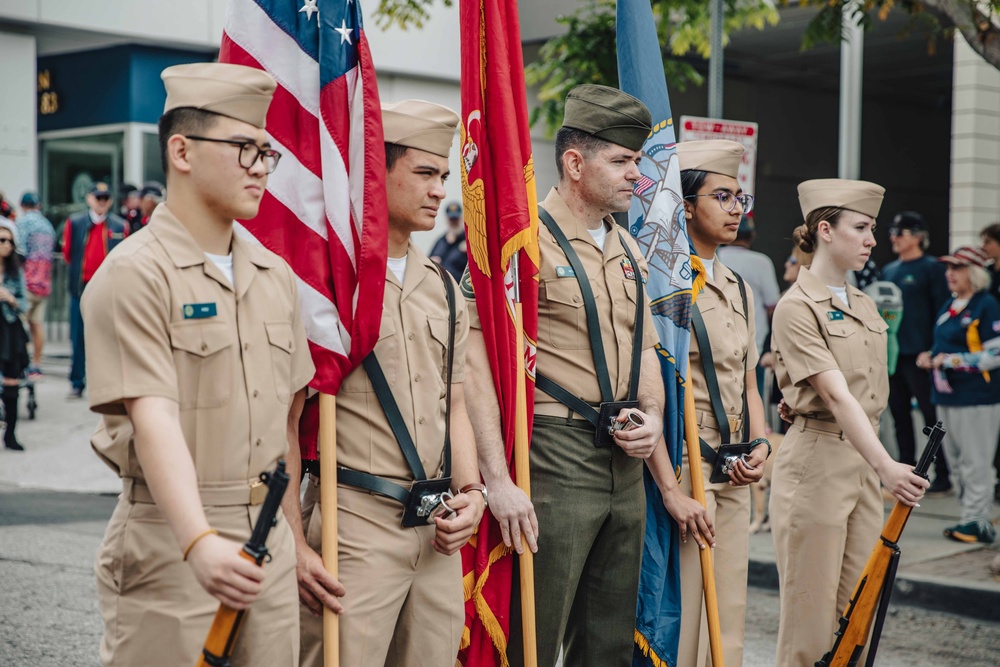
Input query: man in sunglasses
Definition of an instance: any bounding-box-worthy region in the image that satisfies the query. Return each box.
[61,181,128,398]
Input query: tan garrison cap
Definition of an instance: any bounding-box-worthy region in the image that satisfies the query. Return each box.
[677,140,744,179]
[561,84,652,152]
[381,100,459,159]
[161,63,276,129]
[797,178,885,219]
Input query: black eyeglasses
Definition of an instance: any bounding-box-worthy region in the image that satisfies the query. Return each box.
[684,191,754,214]
[184,136,282,174]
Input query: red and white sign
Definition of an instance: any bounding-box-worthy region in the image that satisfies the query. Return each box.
[679,116,759,196]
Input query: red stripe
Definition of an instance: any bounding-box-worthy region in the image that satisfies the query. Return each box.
[221,35,322,178]
[319,79,350,177]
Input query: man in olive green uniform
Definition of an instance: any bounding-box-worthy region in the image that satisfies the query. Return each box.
[288,99,486,667]
[676,140,769,667]
[464,84,665,667]
[84,63,314,666]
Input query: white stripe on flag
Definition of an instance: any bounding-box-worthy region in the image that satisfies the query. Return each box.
[225,0,321,117]
[347,66,367,239]
[320,115,355,268]
[265,133,327,241]
[234,223,349,357]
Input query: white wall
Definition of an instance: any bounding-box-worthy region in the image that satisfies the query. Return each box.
[0,32,37,207]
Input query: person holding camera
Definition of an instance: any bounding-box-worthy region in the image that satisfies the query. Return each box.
[288,99,485,667]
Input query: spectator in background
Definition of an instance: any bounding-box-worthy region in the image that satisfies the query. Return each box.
[919,246,1000,544]
[0,193,15,221]
[882,211,952,493]
[0,220,30,451]
[135,182,165,233]
[15,192,55,379]
[718,214,781,396]
[61,182,128,398]
[120,184,142,233]
[429,200,467,280]
[982,222,1000,302]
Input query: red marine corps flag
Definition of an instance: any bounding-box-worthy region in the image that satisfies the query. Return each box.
[457,0,540,664]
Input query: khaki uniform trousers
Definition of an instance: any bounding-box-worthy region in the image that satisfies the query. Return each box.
[769,419,882,667]
[677,438,751,667]
[299,476,463,667]
[96,494,298,667]
[507,415,646,667]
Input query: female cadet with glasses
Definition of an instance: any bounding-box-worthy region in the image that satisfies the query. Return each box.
[769,179,928,666]
[674,139,769,667]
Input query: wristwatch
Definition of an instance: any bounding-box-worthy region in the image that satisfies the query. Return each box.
[460,483,488,507]
[749,437,772,460]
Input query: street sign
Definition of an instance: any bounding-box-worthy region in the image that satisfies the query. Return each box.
[679,116,758,196]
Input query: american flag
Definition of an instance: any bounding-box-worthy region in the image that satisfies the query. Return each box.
[220,0,388,399]
[633,174,657,197]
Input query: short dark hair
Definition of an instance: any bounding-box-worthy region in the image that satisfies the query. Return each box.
[981,222,1000,245]
[680,169,709,199]
[384,143,409,172]
[157,108,221,176]
[554,127,612,180]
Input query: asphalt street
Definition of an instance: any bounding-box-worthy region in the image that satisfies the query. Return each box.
[2,486,999,667]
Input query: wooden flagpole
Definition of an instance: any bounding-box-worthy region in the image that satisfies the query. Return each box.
[682,385,724,665]
[319,393,339,667]
[511,253,538,667]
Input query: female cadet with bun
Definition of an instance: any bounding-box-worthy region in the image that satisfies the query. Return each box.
[769,179,929,666]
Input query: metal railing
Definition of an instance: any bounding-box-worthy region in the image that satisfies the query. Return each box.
[45,255,70,343]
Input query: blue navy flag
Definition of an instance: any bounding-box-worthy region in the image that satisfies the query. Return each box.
[617,0,694,665]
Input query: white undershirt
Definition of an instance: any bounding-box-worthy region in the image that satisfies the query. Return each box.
[387,255,408,284]
[701,257,716,281]
[587,224,608,250]
[828,285,849,307]
[205,252,234,287]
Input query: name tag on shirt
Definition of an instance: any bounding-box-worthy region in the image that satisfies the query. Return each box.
[183,303,218,319]
[555,266,576,278]
[827,310,844,321]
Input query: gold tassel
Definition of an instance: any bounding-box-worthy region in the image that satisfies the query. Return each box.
[633,629,669,667]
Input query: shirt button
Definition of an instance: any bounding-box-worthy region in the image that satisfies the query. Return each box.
[201,342,208,352]
[255,438,262,447]
[244,343,249,351]
[418,417,425,424]
[253,389,259,398]
[727,323,732,328]
[733,350,739,356]
[414,374,421,382]
[408,333,414,340]
[870,394,876,400]
[573,295,581,303]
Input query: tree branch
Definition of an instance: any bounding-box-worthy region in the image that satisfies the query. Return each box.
[921,0,1000,67]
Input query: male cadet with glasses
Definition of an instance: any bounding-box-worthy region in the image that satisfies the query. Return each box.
[83,62,314,666]
[288,100,485,667]
[882,211,952,493]
[62,181,128,398]
[464,84,665,667]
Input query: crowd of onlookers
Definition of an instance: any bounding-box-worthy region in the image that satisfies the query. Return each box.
[0,181,163,449]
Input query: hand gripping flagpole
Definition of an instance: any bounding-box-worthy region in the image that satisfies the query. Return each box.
[682,381,724,665]
[511,251,538,667]
[319,393,339,667]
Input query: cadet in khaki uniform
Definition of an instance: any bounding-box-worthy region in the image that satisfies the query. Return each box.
[770,179,929,666]
[675,140,768,667]
[288,100,486,667]
[84,63,315,666]
[464,84,665,667]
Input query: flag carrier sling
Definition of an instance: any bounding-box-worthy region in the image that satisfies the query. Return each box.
[689,273,756,483]
[333,264,457,528]
[534,207,644,447]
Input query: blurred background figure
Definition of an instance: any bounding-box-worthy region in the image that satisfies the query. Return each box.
[882,210,952,493]
[980,221,1000,500]
[0,220,30,451]
[120,185,142,234]
[718,214,780,397]
[136,182,165,232]
[920,246,1000,544]
[0,192,16,221]
[15,192,55,380]
[429,200,467,280]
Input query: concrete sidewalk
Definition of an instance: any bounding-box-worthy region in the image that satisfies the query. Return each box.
[2,339,999,622]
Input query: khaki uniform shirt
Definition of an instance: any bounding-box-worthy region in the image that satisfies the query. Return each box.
[83,204,315,483]
[690,258,759,439]
[336,242,469,483]
[468,188,657,418]
[771,265,889,422]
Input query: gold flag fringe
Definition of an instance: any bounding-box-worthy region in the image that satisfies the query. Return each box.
[461,540,514,666]
[634,629,670,667]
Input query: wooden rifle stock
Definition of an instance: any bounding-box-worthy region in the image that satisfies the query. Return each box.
[816,421,945,667]
[196,461,290,667]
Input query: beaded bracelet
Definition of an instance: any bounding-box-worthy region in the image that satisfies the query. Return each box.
[182,528,219,561]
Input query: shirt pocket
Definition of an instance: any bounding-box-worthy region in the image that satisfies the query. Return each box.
[340,316,397,393]
[427,314,451,396]
[824,321,858,369]
[542,277,591,350]
[168,320,233,409]
[265,321,294,404]
[864,318,889,366]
